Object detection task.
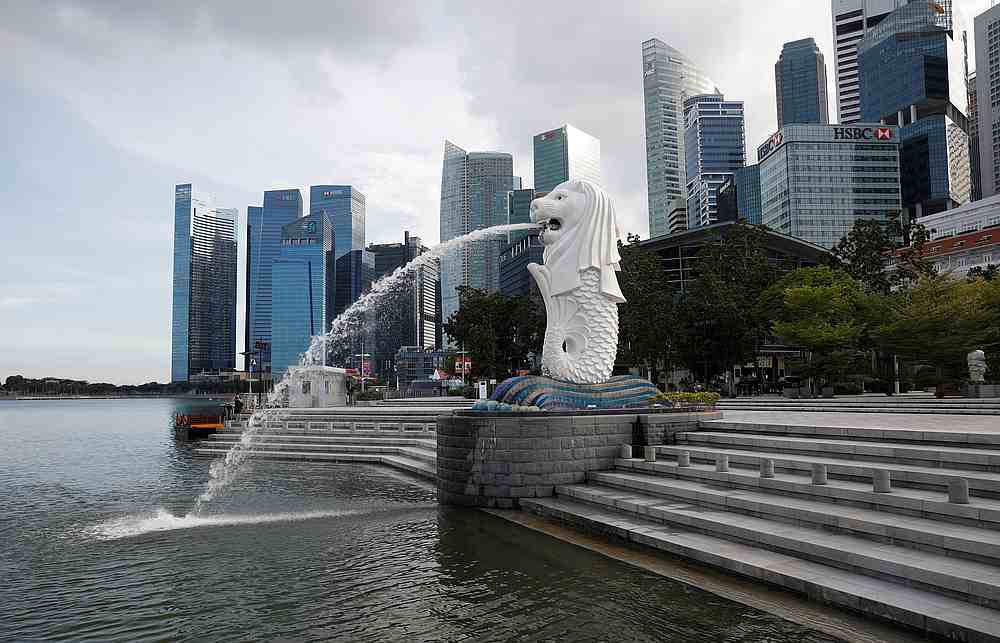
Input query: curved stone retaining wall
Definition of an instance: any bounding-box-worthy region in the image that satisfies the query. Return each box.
[436,410,720,508]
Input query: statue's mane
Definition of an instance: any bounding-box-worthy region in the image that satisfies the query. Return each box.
[543,179,625,303]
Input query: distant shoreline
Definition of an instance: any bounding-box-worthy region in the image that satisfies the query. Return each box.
[0,395,232,401]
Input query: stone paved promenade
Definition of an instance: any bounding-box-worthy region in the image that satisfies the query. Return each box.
[721,410,1000,434]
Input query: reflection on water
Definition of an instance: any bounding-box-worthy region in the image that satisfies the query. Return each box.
[0,399,839,642]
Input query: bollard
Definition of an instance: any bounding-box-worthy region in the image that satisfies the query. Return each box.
[760,459,775,478]
[948,478,970,504]
[811,463,828,485]
[677,451,691,467]
[620,444,632,459]
[715,454,729,472]
[873,469,891,493]
[644,446,657,463]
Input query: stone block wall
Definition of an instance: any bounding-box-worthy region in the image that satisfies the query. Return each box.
[436,410,719,508]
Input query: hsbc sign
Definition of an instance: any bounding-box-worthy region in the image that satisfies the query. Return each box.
[833,126,893,141]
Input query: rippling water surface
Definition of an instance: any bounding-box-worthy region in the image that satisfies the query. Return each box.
[1,398,840,642]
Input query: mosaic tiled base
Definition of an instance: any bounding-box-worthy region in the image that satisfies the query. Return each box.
[472,375,660,411]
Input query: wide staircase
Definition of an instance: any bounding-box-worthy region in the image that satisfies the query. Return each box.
[522,417,1000,641]
[719,396,1000,415]
[192,408,439,480]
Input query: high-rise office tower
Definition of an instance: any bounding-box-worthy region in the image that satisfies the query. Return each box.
[270,214,334,379]
[976,4,1000,198]
[335,249,377,317]
[170,183,238,382]
[642,38,718,238]
[831,0,907,124]
[532,124,601,193]
[367,232,440,377]
[716,164,762,225]
[858,0,968,218]
[683,93,746,229]
[309,185,365,260]
[245,189,302,373]
[969,69,982,202]
[439,141,515,339]
[775,38,830,127]
[758,123,902,248]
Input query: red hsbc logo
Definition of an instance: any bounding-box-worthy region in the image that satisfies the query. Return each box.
[834,126,894,141]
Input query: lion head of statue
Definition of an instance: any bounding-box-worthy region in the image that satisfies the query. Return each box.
[529,179,625,303]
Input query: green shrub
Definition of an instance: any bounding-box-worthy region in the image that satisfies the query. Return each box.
[355,390,382,401]
[656,392,720,406]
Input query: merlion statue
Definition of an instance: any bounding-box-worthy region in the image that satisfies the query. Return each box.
[527,179,625,384]
[969,350,988,383]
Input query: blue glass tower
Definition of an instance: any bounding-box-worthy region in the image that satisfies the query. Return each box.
[335,249,376,317]
[683,94,746,228]
[858,1,969,218]
[309,185,365,260]
[170,184,238,381]
[246,189,302,372]
[775,38,830,127]
[270,214,334,379]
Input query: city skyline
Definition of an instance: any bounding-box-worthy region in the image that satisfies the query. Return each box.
[2,0,992,384]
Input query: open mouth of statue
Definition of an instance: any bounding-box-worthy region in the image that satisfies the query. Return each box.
[543,218,562,232]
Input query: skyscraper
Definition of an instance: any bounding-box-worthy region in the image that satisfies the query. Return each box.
[775,38,830,127]
[309,185,365,260]
[270,214,334,379]
[969,69,982,202]
[439,141,515,338]
[532,124,601,193]
[758,123,901,248]
[976,4,1000,198]
[831,0,908,124]
[683,93,746,229]
[717,164,762,225]
[246,189,302,374]
[642,38,719,238]
[858,0,968,218]
[170,184,238,382]
[366,233,440,378]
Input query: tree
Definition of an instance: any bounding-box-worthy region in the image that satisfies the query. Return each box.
[831,213,934,294]
[676,224,780,391]
[873,276,999,395]
[443,287,544,380]
[615,237,677,382]
[968,264,1000,282]
[759,266,868,392]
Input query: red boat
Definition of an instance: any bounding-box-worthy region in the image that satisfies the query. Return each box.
[174,411,225,436]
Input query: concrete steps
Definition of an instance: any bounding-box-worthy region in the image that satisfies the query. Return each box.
[657,443,1000,498]
[684,431,1000,471]
[588,470,1000,564]
[523,416,1000,640]
[193,432,437,480]
[522,495,1000,642]
[717,401,1000,416]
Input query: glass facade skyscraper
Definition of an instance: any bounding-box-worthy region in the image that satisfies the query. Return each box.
[170,184,238,382]
[246,189,302,373]
[683,93,746,229]
[309,185,365,260]
[717,164,762,225]
[758,123,902,248]
[642,38,719,238]
[831,0,903,124]
[270,214,334,379]
[975,3,1000,198]
[532,124,601,194]
[858,0,969,218]
[439,141,515,340]
[775,38,830,127]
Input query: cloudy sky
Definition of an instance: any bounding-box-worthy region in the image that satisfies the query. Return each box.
[1,0,989,384]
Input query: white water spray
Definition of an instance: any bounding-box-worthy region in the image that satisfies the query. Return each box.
[193,223,541,511]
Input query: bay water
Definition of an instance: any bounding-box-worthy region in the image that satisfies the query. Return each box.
[1,398,839,642]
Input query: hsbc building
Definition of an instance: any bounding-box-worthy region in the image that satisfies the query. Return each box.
[757,123,901,248]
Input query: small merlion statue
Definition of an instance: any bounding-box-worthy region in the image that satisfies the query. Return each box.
[969,350,988,383]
